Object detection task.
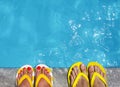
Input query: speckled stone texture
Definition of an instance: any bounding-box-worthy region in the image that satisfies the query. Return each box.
[0,68,120,87]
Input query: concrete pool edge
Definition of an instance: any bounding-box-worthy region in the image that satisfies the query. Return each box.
[0,68,120,87]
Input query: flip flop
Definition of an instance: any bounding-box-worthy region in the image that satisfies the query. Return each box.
[16,65,34,87]
[35,64,53,87]
[87,62,108,87]
[67,62,89,87]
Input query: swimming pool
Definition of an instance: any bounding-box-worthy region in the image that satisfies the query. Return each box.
[0,0,120,68]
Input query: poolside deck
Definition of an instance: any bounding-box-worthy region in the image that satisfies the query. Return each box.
[0,68,119,87]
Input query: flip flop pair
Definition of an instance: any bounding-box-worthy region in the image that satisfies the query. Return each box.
[68,62,108,87]
[16,64,53,87]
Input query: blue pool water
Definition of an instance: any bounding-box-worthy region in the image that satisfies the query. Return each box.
[0,0,120,68]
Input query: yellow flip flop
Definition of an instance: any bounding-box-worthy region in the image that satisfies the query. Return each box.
[16,65,34,87]
[68,62,89,87]
[87,62,108,87]
[35,64,53,87]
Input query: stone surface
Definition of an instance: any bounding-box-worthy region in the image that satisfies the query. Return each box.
[0,68,120,87]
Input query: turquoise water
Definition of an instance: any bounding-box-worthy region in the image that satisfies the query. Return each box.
[0,0,120,68]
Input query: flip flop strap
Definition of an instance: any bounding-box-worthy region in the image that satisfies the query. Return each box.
[91,72,108,87]
[35,74,52,87]
[72,73,89,87]
[18,74,33,87]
